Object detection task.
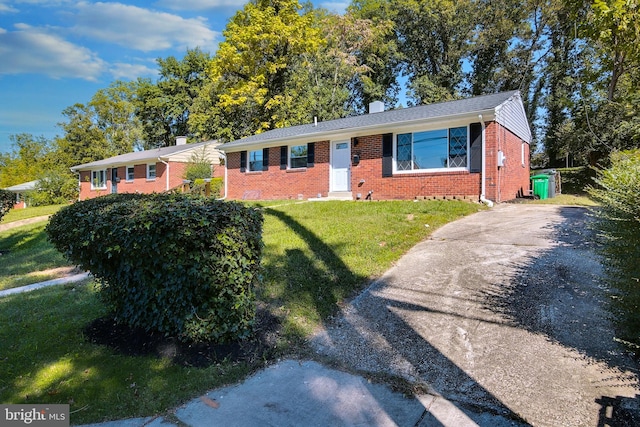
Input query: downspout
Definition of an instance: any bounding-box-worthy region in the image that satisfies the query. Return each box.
[478,115,494,207]
[217,152,228,200]
[159,158,169,191]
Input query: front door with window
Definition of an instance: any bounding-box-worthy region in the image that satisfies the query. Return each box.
[331,140,351,192]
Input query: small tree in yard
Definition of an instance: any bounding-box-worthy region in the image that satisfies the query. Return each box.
[46,193,263,343]
[184,146,222,197]
[0,189,14,221]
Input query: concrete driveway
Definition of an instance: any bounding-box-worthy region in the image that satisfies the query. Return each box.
[312,203,640,426]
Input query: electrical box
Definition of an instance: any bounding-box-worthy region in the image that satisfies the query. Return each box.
[497,151,506,167]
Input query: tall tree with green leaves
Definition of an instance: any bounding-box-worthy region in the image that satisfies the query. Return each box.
[190,0,321,142]
[90,80,143,153]
[136,48,211,148]
[395,0,474,104]
[347,0,402,109]
[55,103,110,168]
[0,134,53,188]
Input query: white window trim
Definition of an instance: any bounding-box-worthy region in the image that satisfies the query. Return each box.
[91,169,107,190]
[126,165,135,181]
[393,125,470,174]
[146,163,156,180]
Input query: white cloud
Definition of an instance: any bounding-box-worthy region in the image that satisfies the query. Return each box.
[155,0,246,11]
[109,62,157,80]
[0,24,105,80]
[0,2,18,13]
[70,2,219,52]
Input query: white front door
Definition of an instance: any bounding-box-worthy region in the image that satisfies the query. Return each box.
[331,140,351,192]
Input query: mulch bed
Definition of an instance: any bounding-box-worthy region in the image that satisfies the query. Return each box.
[83,308,282,368]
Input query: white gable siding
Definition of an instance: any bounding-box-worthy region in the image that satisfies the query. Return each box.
[166,144,223,164]
[494,93,532,143]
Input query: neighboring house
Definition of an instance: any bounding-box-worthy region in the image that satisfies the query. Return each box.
[71,138,224,201]
[3,180,38,209]
[219,90,532,203]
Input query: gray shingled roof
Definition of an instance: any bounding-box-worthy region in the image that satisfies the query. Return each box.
[222,90,521,150]
[70,140,215,171]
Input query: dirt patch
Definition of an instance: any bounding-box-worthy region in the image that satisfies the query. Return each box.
[83,307,283,368]
[26,266,82,279]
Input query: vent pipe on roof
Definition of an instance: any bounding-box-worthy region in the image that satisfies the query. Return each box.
[176,136,187,145]
[314,117,317,127]
[369,101,384,114]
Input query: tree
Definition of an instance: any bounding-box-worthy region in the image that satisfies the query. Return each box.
[91,80,143,153]
[183,146,213,182]
[55,103,110,168]
[190,0,321,142]
[347,0,403,109]
[136,48,211,148]
[586,0,640,102]
[395,0,474,104]
[0,134,52,188]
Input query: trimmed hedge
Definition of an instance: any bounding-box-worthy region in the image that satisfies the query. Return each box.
[46,193,263,343]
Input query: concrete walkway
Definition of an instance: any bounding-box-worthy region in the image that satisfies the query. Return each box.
[0,272,90,298]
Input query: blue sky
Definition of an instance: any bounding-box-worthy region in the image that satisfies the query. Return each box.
[0,0,347,155]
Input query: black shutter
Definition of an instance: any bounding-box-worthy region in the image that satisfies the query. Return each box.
[263,148,269,171]
[469,123,482,173]
[280,146,288,169]
[307,142,315,167]
[382,133,393,177]
[240,151,247,172]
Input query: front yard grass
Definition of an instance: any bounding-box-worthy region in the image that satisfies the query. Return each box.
[1,204,67,223]
[0,221,74,291]
[523,193,598,206]
[0,200,482,424]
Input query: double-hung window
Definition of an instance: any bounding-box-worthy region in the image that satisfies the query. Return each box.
[290,145,308,169]
[249,150,263,172]
[147,164,156,180]
[126,166,135,181]
[91,170,107,190]
[397,126,468,171]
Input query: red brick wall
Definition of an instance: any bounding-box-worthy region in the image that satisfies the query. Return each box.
[226,142,330,200]
[224,122,530,202]
[78,161,203,200]
[351,134,481,200]
[484,122,531,202]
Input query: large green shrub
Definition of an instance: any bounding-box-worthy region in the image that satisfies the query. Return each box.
[556,167,595,195]
[588,150,640,351]
[46,193,263,343]
[0,189,14,221]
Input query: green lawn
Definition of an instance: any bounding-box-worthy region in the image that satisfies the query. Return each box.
[0,221,74,291]
[0,200,482,424]
[1,204,67,223]
[523,193,598,206]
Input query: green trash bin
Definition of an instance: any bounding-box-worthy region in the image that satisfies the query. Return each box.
[531,174,549,199]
